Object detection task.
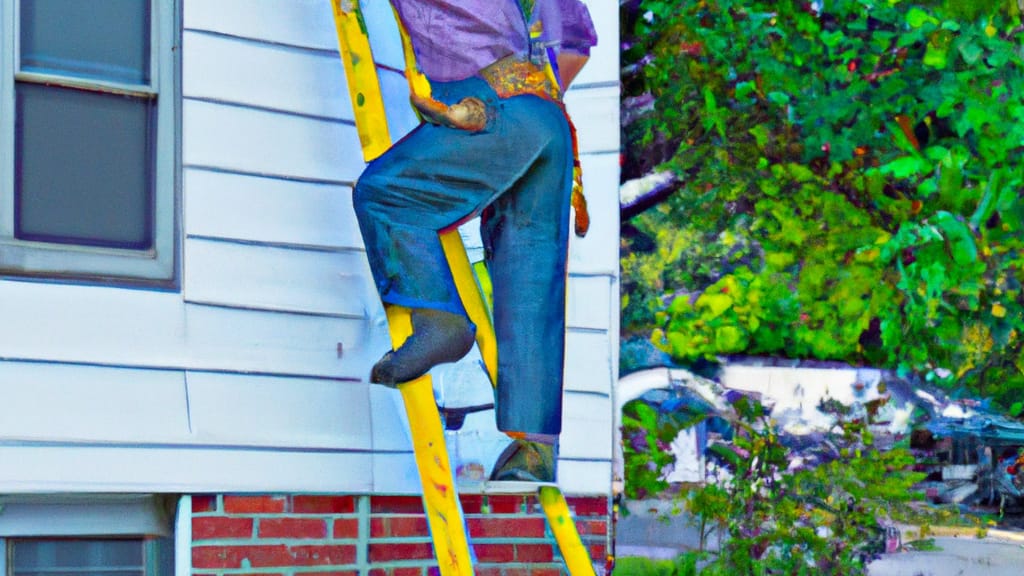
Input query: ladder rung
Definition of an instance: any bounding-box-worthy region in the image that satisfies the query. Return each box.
[459,480,560,495]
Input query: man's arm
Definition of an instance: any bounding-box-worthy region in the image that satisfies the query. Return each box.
[557,51,589,89]
[551,0,596,89]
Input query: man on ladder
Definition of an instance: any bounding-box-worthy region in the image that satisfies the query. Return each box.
[353,0,597,482]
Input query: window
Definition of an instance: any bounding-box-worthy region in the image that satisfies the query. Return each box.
[8,539,171,576]
[0,0,178,284]
[0,496,176,576]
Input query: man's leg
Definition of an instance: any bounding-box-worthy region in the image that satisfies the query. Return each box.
[480,95,574,438]
[353,78,566,386]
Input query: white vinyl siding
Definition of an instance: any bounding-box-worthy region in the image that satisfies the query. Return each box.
[0,0,618,497]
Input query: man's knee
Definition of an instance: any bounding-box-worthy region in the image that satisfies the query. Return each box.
[352,168,387,221]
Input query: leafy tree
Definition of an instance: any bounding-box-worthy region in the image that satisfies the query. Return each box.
[620,394,926,575]
[621,0,1024,409]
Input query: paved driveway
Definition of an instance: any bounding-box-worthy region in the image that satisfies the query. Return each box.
[616,501,1024,575]
[867,537,1024,576]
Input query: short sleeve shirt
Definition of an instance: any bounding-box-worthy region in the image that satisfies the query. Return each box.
[390,0,598,82]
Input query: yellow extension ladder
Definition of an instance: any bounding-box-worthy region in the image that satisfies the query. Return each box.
[328,2,597,575]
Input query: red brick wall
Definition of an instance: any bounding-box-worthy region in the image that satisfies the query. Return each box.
[191,493,610,576]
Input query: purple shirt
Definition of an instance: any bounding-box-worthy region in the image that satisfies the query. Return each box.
[391,0,598,82]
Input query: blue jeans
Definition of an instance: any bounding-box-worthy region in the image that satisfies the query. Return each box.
[353,76,573,435]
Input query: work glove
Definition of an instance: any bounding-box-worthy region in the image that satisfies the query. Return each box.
[410,93,487,132]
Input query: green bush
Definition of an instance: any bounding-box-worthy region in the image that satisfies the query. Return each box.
[621,0,1024,407]
[622,395,925,575]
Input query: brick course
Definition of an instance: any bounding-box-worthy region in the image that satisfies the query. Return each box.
[190,493,609,575]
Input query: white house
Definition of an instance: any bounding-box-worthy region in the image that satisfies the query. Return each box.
[0,0,619,574]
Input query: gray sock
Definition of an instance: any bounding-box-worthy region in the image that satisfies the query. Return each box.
[370,309,475,386]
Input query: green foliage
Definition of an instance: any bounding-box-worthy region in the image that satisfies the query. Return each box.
[612,555,702,576]
[621,398,707,499]
[623,395,927,575]
[621,0,1024,408]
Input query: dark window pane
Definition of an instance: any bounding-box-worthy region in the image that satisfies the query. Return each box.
[20,0,151,84]
[11,539,145,576]
[15,82,154,249]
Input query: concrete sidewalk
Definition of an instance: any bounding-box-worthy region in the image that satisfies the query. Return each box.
[868,537,1024,576]
[615,499,715,560]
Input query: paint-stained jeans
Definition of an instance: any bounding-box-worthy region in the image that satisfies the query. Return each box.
[353,76,572,436]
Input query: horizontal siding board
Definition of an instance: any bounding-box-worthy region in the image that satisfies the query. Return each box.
[183,168,363,250]
[564,331,613,396]
[0,281,186,368]
[373,454,612,496]
[183,302,375,380]
[567,275,612,331]
[182,30,352,121]
[568,152,620,275]
[184,238,375,318]
[0,498,172,537]
[0,362,190,445]
[564,86,620,154]
[0,281,377,380]
[368,384,413,453]
[0,445,373,493]
[183,0,338,52]
[557,459,612,496]
[371,452,421,494]
[379,68,421,143]
[363,0,406,71]
[183,99,365,184]
[186,372,372,450]
[560,392,613,460]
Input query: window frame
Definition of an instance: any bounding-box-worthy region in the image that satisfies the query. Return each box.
[0,495,179,576]
[0,0,179,286]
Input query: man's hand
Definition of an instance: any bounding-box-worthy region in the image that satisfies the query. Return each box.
[410,93,487,132]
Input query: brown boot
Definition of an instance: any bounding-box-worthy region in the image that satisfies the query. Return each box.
[370,309,475,387]
[489,439,556,483]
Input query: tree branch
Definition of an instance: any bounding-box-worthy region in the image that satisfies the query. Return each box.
[620,171,682,221]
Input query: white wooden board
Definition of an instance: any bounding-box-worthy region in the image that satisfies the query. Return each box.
[564,85,620,154]
[0,362,189,445]
[373,453,612,496]
[182,302,371,380]
[183,30,352,121]
[0,281,185,368]
[0,497,173,537]
[379,68,422,143]
[183,168,363,250]
[560,392,613,460]
[183,0,338,52]
[569,152,621,275]
[370,452,421,494]
[183,99,365,184]
[184,238,375,318]
[567,275,613,331]
[362,0,406,70]
[368,384,414,453]
[563,330,614,396]
[0,281,373,380]
[557,459,613,496]
[0,445,373,494]
[185,372,372,451]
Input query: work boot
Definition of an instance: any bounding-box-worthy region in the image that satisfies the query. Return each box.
[489,439,556,483]
[370,309,475,387]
